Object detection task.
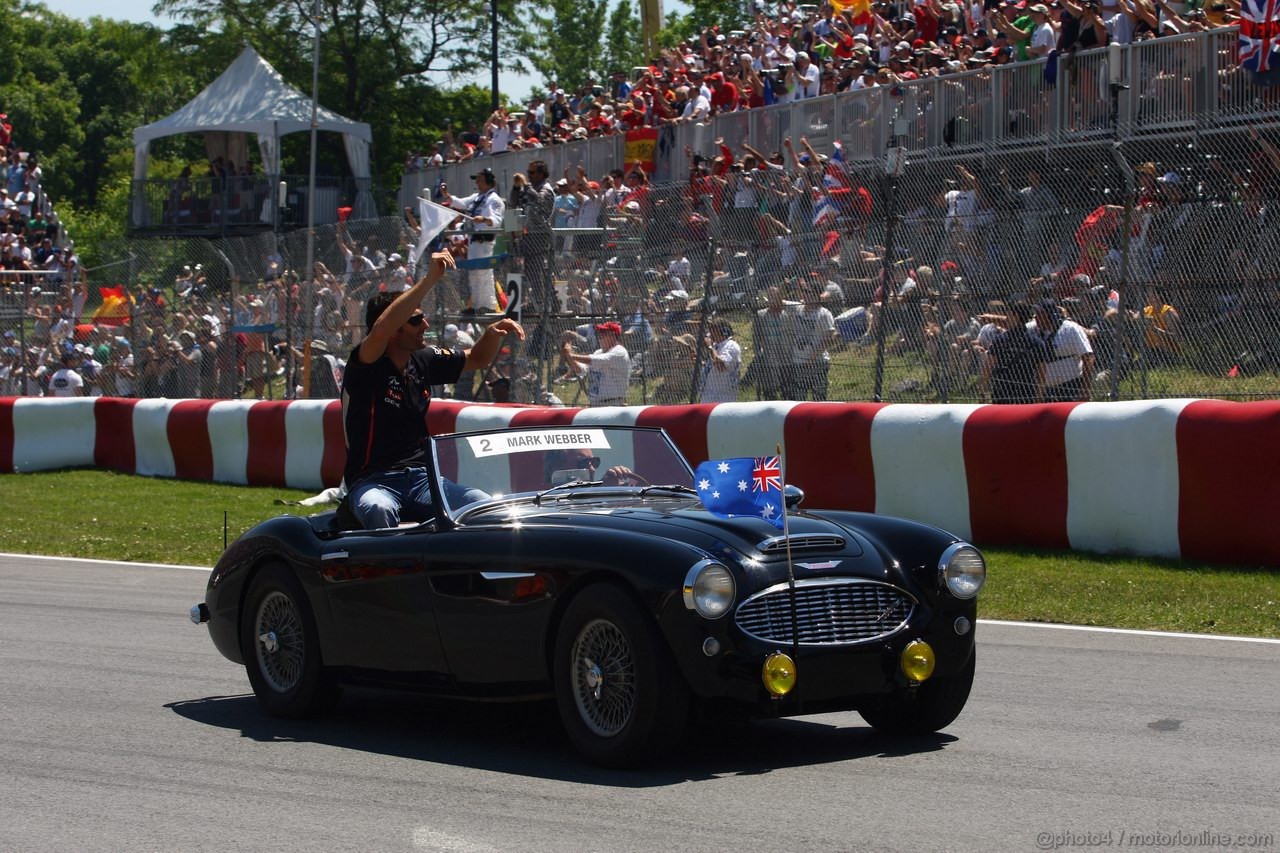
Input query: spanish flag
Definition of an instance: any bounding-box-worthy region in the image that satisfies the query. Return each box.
[92,285,131,326]
[831,0,872,25]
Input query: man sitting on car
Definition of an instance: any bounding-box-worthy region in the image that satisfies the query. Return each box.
[342,251,525,529]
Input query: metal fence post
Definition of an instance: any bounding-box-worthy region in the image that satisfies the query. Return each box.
[1109,144,1135,403]
[689,236,717,404]
[874,138,905,404]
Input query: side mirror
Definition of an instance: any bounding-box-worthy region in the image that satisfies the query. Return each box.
[784,484,804,509]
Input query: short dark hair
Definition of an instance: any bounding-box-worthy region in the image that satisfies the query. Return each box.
[528,159,549,176]
[365,292,398,332]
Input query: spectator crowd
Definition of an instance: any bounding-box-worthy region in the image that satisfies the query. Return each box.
[407,0,1240,165]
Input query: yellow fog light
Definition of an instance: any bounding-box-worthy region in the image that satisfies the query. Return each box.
[900,640,936,683]
[762,652,797,697]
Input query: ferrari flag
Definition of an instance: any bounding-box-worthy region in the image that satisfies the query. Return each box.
[694,456,786,529]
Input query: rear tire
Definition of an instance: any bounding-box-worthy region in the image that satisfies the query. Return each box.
[859,649,976,735]
[241,562,340,718]
[554,584,690,768]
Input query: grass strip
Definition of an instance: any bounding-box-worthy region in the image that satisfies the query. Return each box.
[1,470,1276,638]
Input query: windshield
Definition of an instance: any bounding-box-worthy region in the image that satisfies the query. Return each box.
[431,425,696,520]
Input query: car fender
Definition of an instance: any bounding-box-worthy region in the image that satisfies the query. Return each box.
[533,527,719,692]
[206,514,336,666]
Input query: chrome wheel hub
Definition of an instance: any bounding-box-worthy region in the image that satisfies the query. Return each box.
[254,591,304,693]
[571,619,636,738]
[584,658,604,699]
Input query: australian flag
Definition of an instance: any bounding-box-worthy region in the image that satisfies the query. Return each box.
[1240,0,1280,73]
[694,456,785,529]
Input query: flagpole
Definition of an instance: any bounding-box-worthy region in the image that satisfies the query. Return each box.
[777,443,800,677]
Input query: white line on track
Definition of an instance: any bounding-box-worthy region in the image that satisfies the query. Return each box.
[2,552,1277,645]
[0,551,211,572]
[979,618,1280,645]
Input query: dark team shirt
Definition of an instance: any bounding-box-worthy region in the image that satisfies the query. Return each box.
[989,328,1049,404]
[341,345,466,486]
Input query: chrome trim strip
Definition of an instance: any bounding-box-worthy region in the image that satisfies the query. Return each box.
[321,551,349,562]
[479,571,537,580]
[756,533,846,553]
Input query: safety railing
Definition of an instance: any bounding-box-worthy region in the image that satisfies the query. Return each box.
[402,26,1280,209]
[131,175,377,235]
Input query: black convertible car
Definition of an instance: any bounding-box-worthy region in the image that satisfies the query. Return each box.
[192,425,985,767]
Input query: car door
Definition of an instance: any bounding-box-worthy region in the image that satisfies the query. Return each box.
[319,527,450,685]
[423,524,563,691]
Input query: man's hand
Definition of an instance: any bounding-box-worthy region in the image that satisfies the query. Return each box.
[486,317,526,341]
[428,251,455,277]
[601,466,643,486]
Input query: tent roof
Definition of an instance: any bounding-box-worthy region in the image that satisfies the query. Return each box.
[133,45,372,147]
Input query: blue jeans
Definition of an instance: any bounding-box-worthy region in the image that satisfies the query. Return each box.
[350,467,488,529]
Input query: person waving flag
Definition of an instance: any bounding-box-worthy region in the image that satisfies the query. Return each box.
[693,456,786,529]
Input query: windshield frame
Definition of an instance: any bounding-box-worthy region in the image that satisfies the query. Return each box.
[429,424,697,526]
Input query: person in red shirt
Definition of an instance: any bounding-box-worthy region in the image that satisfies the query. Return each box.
[707,72,741,114]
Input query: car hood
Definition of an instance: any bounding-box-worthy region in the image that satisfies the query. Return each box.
[495,496,867,562]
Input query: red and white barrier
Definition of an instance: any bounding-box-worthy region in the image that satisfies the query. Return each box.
[2,396,1277,566]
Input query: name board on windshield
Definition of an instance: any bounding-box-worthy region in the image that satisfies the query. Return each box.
[466,428,612,459]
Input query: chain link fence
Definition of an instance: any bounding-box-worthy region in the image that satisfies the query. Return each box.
[5,28,1280,404]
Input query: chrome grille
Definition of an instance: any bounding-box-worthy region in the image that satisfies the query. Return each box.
[757,534,846,553]
[734,579,914,646]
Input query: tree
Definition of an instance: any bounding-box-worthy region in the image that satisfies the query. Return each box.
[513,0,608,92]
[151,0,525,191]
[657,0,750,49]
[600,0,645,81]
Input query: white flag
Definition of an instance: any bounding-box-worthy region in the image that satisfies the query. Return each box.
[410,197,460,272]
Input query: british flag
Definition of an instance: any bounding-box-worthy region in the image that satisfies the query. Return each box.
[1239,0,1280,73]
[752,456,783,492]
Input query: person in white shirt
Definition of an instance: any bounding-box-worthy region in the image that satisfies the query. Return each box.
[440,168,505,312]
[562,321,631,406]
[48,353,85,397]
[792,292,838,400]
[1027,4,1058,57]
[678,86,711,124]
[384,253,410,292]
[791,51,822,100]
[1029,299,1094,401]
[699,320,741,404]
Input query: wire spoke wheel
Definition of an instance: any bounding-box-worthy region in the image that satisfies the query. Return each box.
[571,618,637,737]
[254,590,306,693]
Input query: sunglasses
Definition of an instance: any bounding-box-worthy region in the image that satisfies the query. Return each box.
[573,456,602,468]
[406,313,426,327]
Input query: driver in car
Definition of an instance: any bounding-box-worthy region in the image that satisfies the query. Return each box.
[342,251,525,528]
[545,448,644,487]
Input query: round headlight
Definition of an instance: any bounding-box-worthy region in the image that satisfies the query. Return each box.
[939,543,986,599]
[682,560,736,619]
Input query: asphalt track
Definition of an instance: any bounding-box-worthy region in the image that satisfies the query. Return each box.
[1,554,1277,852]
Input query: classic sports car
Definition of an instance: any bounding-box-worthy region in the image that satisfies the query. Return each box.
[191,425,985,767]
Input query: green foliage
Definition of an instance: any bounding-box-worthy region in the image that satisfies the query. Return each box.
[657,0,752,49]
[602,0,646,79]
[514,0,609,91]
[0,0,529,265]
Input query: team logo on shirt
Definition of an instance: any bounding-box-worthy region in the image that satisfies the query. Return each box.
[383,375,405,407]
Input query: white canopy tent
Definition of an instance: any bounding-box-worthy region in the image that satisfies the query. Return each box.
[132,45,375,226]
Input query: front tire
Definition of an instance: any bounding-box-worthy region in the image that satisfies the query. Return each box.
[241,562,340,718]
[554,584,689,768]
[859,648,976,735]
